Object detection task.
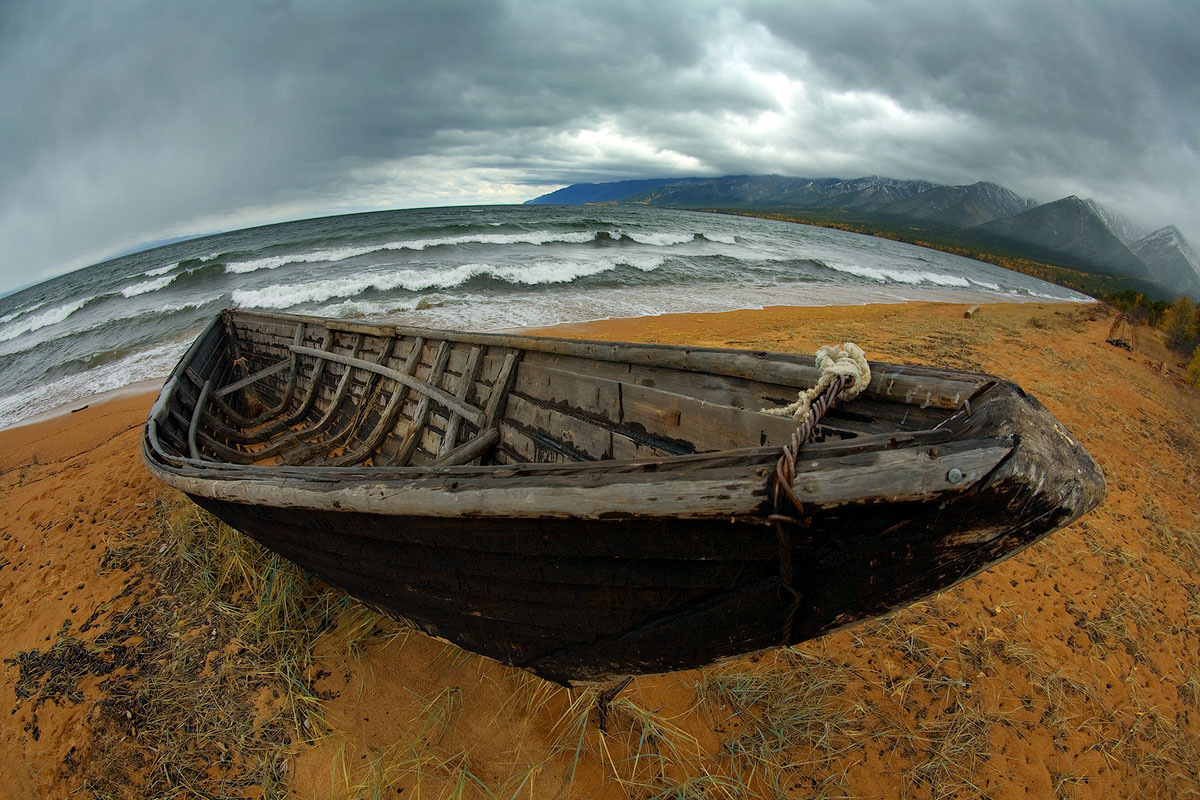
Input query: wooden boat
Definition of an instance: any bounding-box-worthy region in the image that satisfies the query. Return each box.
[143,309,1104,684]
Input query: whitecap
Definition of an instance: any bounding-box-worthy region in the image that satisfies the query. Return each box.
[822,261,970,287]
[0,339,188,430]
[224,243,382,274]
[0,300,46,326]
[623,231,695,247]
[230,257,662,310]
[222,230,605,274]
[121,273,176,297]
[0,297,91,342]
[143,262,178,277]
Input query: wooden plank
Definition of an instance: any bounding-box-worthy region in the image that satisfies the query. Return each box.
[433,427,501,467]
[791,439,1013,507]
[504,394,614,460]
[187,381,211,461]
[242,322,307,426]
[513,360,810,452]
[391,340,453,466]
[327,337,425,467]
[619,381,804,452]
[228,335,366,463]
[214,357,291,398]
[291,344,485,427]
[485,353,520,420]
[237,330,338,441]
[497,421,575,464]
[160,462,773,518]
[287,336,397,465]
[438,346,485,459]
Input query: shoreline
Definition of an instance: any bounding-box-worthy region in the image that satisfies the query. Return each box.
[0,293,1093,432]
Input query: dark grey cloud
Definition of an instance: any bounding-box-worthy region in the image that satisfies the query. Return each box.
[1,0,1195,292]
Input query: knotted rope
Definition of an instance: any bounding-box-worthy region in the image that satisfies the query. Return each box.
[763,342,871,644]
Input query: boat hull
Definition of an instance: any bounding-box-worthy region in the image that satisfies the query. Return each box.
[143,310,1104,683]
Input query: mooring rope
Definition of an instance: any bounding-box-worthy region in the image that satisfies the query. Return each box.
[764,342,871,644]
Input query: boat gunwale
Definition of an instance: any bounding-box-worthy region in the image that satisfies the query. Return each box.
[144,308,1007,489]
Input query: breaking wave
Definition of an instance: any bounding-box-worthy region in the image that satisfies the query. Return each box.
[0,301,47,326]
[220,228,727,275]
[231,256,668,310]
[821,260,972,287]
[121,273,176,297]
[0,297,92,342]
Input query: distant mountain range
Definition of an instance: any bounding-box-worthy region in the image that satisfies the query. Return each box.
[527,175,1200,299]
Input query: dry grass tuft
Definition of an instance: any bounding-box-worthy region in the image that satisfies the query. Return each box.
[7,492,388,800]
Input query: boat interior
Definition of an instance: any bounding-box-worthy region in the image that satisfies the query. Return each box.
[151,310,991,470]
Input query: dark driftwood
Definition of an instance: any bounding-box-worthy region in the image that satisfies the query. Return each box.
[143,308,1104,684]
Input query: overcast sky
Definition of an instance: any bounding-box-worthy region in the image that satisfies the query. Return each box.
[1,0,1196,293]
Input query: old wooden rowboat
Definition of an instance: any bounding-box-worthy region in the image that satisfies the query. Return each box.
[143,309,1104,684]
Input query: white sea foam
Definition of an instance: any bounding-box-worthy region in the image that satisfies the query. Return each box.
[398,230,598,250]
[144,263,178,277]
[622,231,695,247]
[0,294,224,358]
[0,339,187,430]
[703,233,737,245]
[121,273,176,297]
[0,301,46,326]
[313,297,425,319]
[231,256,666,310]
[224,244,382,274]
[822,260,971,287]
[222,229,684,275]
[0,298,91,342]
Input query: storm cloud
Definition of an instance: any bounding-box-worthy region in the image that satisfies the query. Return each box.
[1,0,1196,292]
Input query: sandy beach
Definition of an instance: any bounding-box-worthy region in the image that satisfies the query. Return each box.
[2,300,1198,798]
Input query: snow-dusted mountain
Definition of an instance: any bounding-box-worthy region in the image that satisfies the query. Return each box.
[1132,226,1200,297]
[876,181,1038,228]
[616,175,938,211]
[973,196,1153,282]
[1083,199,1149,247]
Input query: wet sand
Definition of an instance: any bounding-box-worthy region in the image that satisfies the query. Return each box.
[2,301,1198,798]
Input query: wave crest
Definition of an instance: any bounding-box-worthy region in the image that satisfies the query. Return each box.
[0,298,91,342]
[232,256,667,310]
[121,273,176,297]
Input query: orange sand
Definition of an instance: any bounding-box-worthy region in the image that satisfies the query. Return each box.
[2,301,1198,798]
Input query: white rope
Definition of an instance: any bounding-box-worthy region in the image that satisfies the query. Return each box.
[763,342,871,426]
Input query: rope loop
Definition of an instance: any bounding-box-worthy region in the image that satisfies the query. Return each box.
[764,342,870,644]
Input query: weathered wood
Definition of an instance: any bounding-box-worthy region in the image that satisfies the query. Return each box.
[291,344,486,427]
[791,438,1013,507]
[390,340,453,467]
[143,309,1105,683]
[242,323,306,425]
[233,334,366,463]
[328,337,426,467]
[286,336,397,465]
[438,346,485,459]
[433,427,501,467]
[187,380,212,461]
[240,329,338,440]
[237,309,986,410]
[215,357,291,398]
